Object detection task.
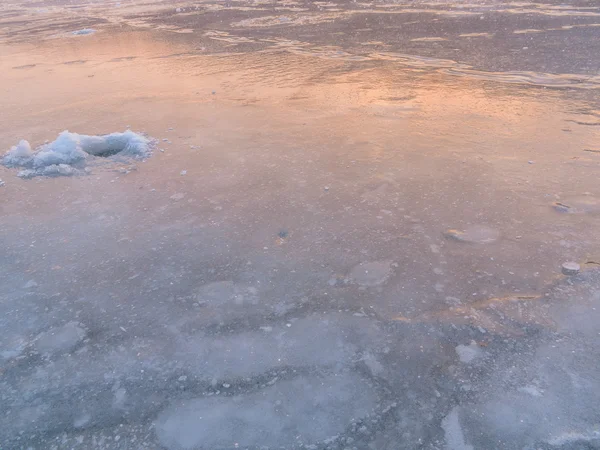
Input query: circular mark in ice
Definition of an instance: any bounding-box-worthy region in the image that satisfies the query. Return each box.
[349,260,393,286]
[155,373,378,450]
[553,196,600,214]
[444,225,500,244]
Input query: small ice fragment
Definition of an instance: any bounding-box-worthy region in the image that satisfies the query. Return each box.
[23,280,38,289]
[72,29,96,35]
[444,225,500,244]
[180,170,187,176]
[17,169,37,179]
[0,179,4,187]
[561,261,580,276]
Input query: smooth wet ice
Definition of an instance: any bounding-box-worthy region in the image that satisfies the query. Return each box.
[1,0,600,449]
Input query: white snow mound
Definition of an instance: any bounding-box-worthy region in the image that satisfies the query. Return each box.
[3,130,153,178]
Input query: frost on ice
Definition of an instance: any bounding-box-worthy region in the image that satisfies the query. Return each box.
[3,130,153,178]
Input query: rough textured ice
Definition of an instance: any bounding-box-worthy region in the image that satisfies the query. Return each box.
[3,140,33,167]
[3,130,152,178]
[155,373,378,450]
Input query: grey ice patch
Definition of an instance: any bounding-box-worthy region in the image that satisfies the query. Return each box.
[73,413,91,428]
[442,407,474,450]
[113,387,127,409]
[155,373,378,450]
[455,341,483,364]
[34,321,87,355]
[349,260,393,286]
[176,313,383,379]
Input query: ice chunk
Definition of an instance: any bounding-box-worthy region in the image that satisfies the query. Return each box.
[34,130,150,167]
[3,140,33,167]
[33,132,88,168]
[3,130,153,178]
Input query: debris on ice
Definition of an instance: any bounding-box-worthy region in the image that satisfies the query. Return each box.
[3,130,154,178]
[561,261,580,276]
